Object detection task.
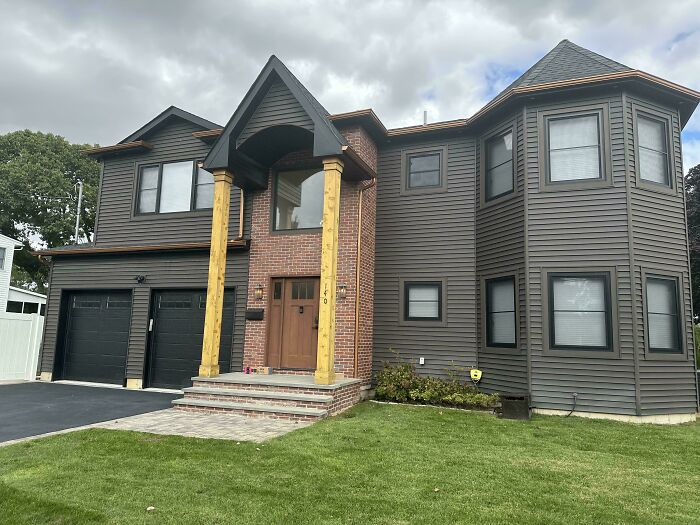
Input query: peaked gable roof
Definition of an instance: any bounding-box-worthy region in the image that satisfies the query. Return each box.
[121,106,221,144]
[204,55,347,173]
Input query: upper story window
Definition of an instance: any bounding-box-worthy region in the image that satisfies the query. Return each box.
[273,169,324,231]
[485,276,516,347]
[637,115,670,186]
[485,129,514,201]
[547,114,601,182]
[548,272,612,351]
[645,276,681,353]
[136,160,213,214]
[408,153,441,189]
[0,247,5,270]
[400,146,448,195]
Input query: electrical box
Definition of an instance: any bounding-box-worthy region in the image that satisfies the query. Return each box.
[500,393,531,420]
[419,357,425,365]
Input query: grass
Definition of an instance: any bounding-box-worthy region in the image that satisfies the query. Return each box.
[0,402,698,524]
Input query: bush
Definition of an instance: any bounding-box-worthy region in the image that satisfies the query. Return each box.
[375,361,500,410]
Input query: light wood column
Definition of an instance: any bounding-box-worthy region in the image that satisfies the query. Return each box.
[199,169,233,378]
[315,158,344,385]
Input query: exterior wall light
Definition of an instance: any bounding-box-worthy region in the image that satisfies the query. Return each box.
[254,284,264,300]
[337,284,347,300]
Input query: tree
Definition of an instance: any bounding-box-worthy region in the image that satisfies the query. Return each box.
[685,163,700,319]
[0,130,100,292]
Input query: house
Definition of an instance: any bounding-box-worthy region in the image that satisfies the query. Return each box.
[6,286,47,315]
[35,40,699,423]
[0,233,23,312]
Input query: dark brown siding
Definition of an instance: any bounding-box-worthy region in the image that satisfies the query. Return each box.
[40,249,249,381]
[237,80,314,147]
[525,91,638,415]
[475,112,528,393]
[373,135,477,377]
[625,91,698,414]
[95,118,244,247]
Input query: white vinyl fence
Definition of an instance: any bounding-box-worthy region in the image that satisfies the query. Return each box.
[0,312,44,381]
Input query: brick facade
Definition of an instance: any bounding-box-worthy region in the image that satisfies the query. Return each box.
[241,131,377,382]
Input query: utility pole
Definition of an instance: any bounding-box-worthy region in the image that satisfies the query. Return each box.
[74,180,83,244]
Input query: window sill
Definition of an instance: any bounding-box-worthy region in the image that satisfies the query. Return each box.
[540,178,612,193]
[132,210,213,221]
[643,351,688,362]
[542,348,619,359]
[269,227,323,236]
[398,319,448,328]
[480,190,520,210]
[482,345,522,354]
[635,180,677,197]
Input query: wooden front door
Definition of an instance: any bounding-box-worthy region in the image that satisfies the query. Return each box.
[267,278,320,369]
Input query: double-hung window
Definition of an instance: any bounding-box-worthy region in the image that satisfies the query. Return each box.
[547,114,602,182]
[401,146,447,194]
[485,277,516,347]
[645,276,681,353]
[548,272,612,351]
[637,115,670,186]
[485,129,514,201]
[137,160,214,214]
[0,247,5,270]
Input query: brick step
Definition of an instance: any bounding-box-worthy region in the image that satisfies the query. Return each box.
[172,398,327,421]
[182,386,333,408]
[191,376,360,396]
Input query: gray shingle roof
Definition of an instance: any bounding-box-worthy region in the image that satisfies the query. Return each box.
[499,40,632,97]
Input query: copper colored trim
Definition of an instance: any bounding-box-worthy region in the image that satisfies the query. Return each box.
[33,239,248,256]
[192,128,224,139]
[354,177,376,379]
[341,145,377,179]
[83,140,152,156]
[386,119,468,136]
[328,108,388,134]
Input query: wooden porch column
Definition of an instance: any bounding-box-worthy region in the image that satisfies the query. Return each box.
[315,157,344,385]
[199,169,233,378]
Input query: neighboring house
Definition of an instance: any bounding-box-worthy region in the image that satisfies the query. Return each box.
[36,40,699,423]
[0,233,23,312]
[7,286,46,315]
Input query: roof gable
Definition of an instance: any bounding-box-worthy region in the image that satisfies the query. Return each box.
[204,55,347,174]
[121,106,221,144]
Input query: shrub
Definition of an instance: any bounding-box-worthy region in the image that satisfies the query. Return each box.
[375,361,500,410]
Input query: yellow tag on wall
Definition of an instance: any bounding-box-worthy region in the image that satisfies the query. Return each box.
[470,369,482,382]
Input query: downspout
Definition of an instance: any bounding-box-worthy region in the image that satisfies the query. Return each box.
[354,178,376,378]
[236,188,245,239]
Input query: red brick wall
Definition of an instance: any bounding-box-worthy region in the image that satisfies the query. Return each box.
[338,125,378,173]
[242,128,377,382]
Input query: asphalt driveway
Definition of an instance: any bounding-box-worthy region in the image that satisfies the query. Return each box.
[0,382,178,443]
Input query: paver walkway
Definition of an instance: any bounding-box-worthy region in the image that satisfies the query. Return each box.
[97,409,311,442]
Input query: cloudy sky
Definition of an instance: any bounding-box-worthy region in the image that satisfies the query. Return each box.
[1,0,700,169]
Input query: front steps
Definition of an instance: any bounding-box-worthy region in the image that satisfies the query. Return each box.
[173,372,362,421]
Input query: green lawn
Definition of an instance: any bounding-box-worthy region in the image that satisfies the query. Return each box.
[0,403,698,524]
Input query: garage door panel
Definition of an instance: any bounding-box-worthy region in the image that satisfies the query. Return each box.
[61,291,131,385]
[147,289,234,390]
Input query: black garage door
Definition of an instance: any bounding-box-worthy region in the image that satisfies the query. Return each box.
[60,291,132,384]
[146,289,234,390]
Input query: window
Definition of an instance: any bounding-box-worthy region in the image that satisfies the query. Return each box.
[401,146,447,194]
[486,277,516,347]
[6,301,22,313]
[404,282,442,321]
[0,247,5,270]
[485,130,514,201]
[136,160,214,214]
[408,153,441,189]
[637,115,670,186]
[274,169,324,231]
[549,273,612,351]
[646,277,681,353]
[547,114,601,182]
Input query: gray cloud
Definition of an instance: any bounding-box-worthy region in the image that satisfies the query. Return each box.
[0,0,699,148]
